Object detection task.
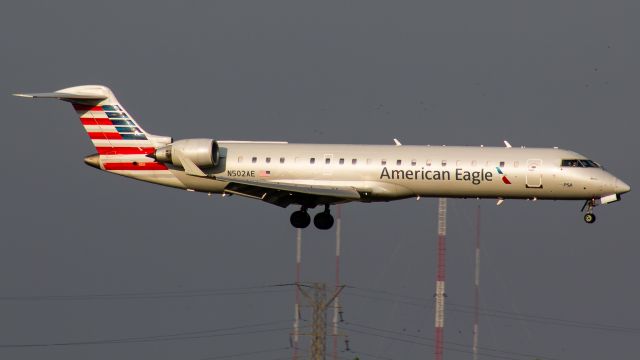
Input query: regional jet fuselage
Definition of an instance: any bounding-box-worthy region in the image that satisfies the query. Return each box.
[16,85,630,229]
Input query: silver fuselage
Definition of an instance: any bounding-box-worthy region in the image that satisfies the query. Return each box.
[105,142,629,203]
[16,85,630,215]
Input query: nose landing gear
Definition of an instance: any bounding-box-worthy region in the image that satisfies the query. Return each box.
[289,205,335,230]
[581,199,597,224]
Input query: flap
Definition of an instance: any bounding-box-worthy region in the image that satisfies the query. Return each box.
[215,176,361,200]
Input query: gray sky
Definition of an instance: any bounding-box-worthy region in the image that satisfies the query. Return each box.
[1,1,638,359]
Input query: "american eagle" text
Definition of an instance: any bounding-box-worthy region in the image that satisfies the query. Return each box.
[379,167,493,185]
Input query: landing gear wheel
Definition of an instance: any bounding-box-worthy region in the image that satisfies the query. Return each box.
[584,213,596,224]
[313,211,335,230]
[581,199,597,224]
[290,210,311,228]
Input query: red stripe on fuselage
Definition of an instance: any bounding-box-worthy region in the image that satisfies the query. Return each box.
[88,132,122,140]
[96,147,155,155]
[73,104,103,111]
[80,118,112,125]
[104,162,168,171]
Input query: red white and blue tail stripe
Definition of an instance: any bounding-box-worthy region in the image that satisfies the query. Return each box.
[15,85,183,188]
[73,103,158,156]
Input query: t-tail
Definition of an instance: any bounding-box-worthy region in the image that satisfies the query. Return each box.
[14,85,183,187]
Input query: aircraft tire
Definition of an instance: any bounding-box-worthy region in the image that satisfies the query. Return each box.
[584,213,596,224]
[313,212,334,230]
[290,210,311,228]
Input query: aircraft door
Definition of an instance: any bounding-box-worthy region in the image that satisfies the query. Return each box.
[526,159,543,188]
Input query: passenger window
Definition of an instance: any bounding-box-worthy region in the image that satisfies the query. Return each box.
[397,160,402,165]
[325,158,331,164]
[411,159,416,166]
[310,158,315,164]
[352,159,357,165]
[381,159,387,165]
[280,157,285,164]
[366,159,372,165]
[238,156,243,163]
[471,160,477,167]
[266,157,271,163]
[456,160,462,166]
[441,160,447,167]
[339,158,344,165]
[426,160,432,166]
[252,157,257,163]
[499,161,505,167]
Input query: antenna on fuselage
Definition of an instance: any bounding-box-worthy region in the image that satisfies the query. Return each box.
[503,140,512,148]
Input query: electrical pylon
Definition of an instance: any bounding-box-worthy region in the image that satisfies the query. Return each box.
[298,282,345,360]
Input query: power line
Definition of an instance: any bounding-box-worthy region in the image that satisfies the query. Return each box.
[296,347,353,360]
[345,287,640,334]
[343,326,547,360]
[443,304,640,335]
[345,291,435,309]
[350,286,429,303]
[348,347,394,360]
[0,320,303,348]
[343,321,560,360]
[0,285,292,302]
[197,346,290,360]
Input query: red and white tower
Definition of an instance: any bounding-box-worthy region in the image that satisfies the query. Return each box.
[332,205,342,360]
[292,228,302,360]
[472,205,481,360]
[434,198,447,360]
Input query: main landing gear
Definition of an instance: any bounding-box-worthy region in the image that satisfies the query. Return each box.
[290,205,335,230]
[581,199,597,224]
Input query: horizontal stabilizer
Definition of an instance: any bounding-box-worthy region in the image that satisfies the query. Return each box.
[13,92,107,100]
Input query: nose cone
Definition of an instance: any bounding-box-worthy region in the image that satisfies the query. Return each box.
[83,153,101,169]
[616,179,631,194]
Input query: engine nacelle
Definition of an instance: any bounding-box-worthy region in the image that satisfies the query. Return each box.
[153,139,220,168]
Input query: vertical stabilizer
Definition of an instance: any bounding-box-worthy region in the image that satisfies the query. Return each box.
[15,85,182,188]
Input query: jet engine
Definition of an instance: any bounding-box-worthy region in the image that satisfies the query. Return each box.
[152,139,220,168]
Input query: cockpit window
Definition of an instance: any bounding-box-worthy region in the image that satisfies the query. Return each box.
[561,159,600,168]
[581,160,599,168]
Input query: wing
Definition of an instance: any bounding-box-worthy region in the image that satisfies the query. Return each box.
[214,176,361,208]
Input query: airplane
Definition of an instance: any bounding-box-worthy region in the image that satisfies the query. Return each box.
[15,85,630,229]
